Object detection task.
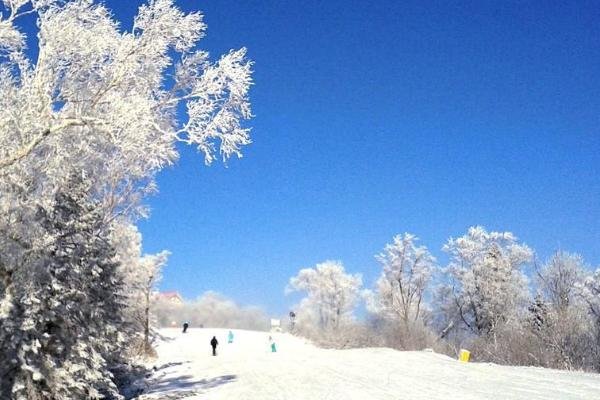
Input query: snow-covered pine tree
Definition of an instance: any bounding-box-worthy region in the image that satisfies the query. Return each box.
[527,293,549,333]
[0,175,129,400]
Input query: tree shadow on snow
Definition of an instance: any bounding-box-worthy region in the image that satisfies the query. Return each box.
[152,361,191,372]
[153,331,177,343]
[143,374,237,399]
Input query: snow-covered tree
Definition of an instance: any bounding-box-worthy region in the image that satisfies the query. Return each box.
[287,260,363,332]
[442,226,533,335]
[110,222,143,280]
[528,252,591,370]
[109,221,170,356]
[536,252,586,314]
[371,233,436,324]
[0,0,252,220]
[368,234,437,349]
[581,269,600,365]
[0,175,127,399]
[527,293,549,333]
[0,0,252,396]
[580,269,600,322]
[137,251,169,355]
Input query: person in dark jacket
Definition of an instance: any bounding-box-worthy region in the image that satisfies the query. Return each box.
[182,322,189,333]
[210,336,218,356]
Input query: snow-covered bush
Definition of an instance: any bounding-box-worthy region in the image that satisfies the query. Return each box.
[366,312,441,352]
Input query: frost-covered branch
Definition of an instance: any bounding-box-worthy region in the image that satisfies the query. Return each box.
[0,0,253,207]
[0,117,105,169]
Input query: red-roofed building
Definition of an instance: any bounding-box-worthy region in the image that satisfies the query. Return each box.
[157,291,184,306]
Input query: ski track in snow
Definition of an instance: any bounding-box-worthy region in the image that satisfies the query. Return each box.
[140,328,600,400]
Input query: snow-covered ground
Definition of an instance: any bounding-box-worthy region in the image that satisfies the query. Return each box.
[140,328,600,399]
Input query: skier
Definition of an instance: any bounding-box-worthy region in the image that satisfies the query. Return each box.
[182,322,189,333]
[228,330,234,344]
[210,336,219,356]
[289,311,296,330]
[268,335,277,353]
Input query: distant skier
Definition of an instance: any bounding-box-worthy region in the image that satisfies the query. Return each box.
[228,330,234,344]
[210,336,219,356]
[268,335,277,353]
[289,311,296,330]
[182,322,189,333]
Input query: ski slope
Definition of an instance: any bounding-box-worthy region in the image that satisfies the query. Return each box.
[140,328,600,399]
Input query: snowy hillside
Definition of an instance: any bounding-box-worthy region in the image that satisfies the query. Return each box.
[139,328,600,399]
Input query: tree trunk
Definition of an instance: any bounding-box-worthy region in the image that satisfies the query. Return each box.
[143,290,150,354]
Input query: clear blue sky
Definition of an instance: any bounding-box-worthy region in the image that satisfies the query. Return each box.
[134,0,600,315]
[17,1,600,314]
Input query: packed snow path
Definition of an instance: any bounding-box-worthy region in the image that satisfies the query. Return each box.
[141,328,600,399]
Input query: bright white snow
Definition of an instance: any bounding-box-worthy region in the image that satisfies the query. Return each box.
[141,328,600,399]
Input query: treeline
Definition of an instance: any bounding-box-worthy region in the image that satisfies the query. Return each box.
[154,291,270,331]
[286,227,600,372]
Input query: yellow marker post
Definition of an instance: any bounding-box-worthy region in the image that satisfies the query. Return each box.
[459,349,470,362]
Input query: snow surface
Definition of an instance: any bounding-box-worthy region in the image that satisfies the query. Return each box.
[141,328,600,399]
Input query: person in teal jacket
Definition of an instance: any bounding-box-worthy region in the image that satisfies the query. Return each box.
[228,330,234,344]
[269,335,277,352]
